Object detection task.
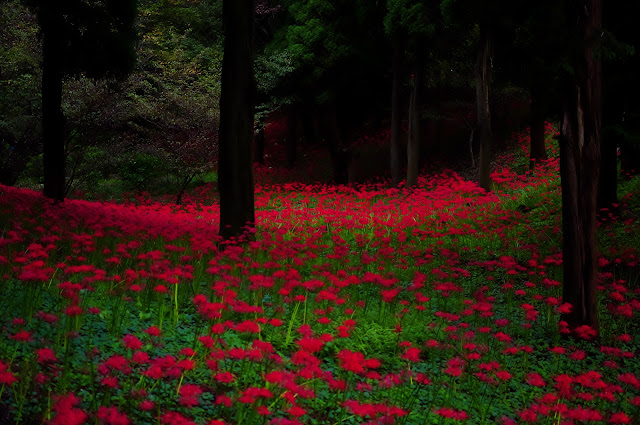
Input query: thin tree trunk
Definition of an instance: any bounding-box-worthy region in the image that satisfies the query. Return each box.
[324,106,349,185]
[301,103,317,146]
[406,50,423,189]
[390,43,402,187]
[560,0,601,335]
[254,127,265,165]
[41,13,66,202]
[475,23,493,191]
[598,114,620,210]
[286,105,297,169]
[530,84,548,169]
[218,0,256,241]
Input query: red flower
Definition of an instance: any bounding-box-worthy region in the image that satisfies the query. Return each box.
[160,412,196,425]
[139,400,154,410]
[37,347,58,364]
[144,326,161,336]
[401,347,421,362]
[526,372,546,387]
[179,384,203,407]
[215,372,235,383]
[337,350,365,374]
[122,334,142,350]
[96,406,130,425]
[609,412,631,424]
[434,407,468,420]
[574,325,597,340]
[51,393,87,425]
[10,330,32,342]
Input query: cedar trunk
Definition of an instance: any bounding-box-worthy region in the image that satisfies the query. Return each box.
[390,44,402,187]
[324,106,349,185]
[41,14,66,202]
[598,78,622,210]
[253,127,265,165]
[475,24,493,191]
[530,84,548,169]
[560,0,601,334]
[286,105,297,169]
[598,122,619,210]
[406,52,423,189]
[218,0,256,241]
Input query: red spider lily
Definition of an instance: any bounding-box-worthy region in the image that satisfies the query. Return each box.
[337,350,365,374]
[37,347,58,364]
[609,412,632,424]
[122,334,142,350]
[179,384,203,407]
[96,406,130,425]
[574,325,598,340]
[526,372,546,387]
[0,360,17,385]
[401,347,421,362]
[160,412,197,425]
[434,407,468,420]
[444,357,465,377]
[51,393,87,425]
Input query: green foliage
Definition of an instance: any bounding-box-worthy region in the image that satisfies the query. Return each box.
[118,152,165,192]
[384,0,434,39]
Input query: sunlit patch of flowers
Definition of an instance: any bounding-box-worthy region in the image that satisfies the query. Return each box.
[0,126,639,424]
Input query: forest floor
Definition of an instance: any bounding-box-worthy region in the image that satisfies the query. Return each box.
[1,124,639,425]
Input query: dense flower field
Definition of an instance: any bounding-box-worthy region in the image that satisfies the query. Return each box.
[1,128,639,425]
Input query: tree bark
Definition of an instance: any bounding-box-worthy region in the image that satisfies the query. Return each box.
[560,0,601,335]
[41,13,66,202]
[286,105,297,169]
[598,115,620,210]
[406,50,423,189]
[530,83,548,169]
[218,0,257,241]
[323,106,349,185]
[390,43,402,187]
[254,127,265,165]
[475,23,493,191]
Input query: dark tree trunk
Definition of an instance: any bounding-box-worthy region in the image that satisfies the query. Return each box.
[41,14,66,202]
[390,43,402,187]
[301,103,317,146]
[406,49,423,189]
[598,63,623,210]
[0,136,35,186]
[323,106,349,185]
[254,127,265,165]
[475,23,493,191]
[218,0,256,241]
[530,83,548,169]
[286,105,297,169]
[560,0,601,335]
[598,114,620,210]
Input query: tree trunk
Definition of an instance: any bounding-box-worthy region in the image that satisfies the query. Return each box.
[254,127,265,165]
[530,83,548,169]
[598,63,623,210]
[598,114,620,210]
[475,23,493,191]
[560,0,601,335]
[390,43,402,187]
[301,103,317,146]
[41,13,66,202]
[324,106,349,185]
[218,0,256,241]
[406,50,423,189]
[0,137,35,187]
[286,105,297,169]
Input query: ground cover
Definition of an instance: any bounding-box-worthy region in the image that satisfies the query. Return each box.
[0,126,639,425]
